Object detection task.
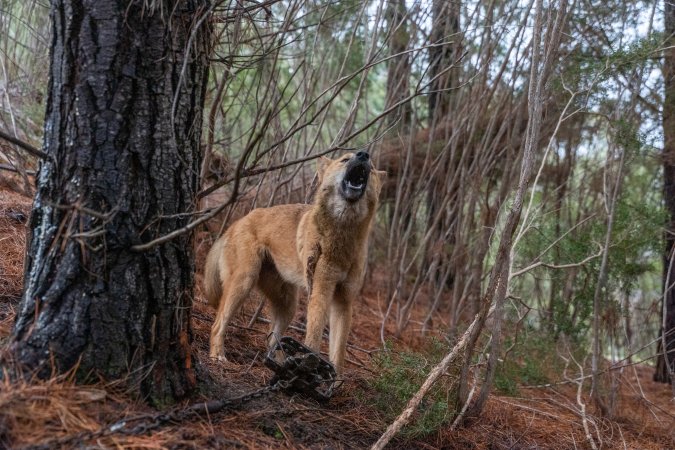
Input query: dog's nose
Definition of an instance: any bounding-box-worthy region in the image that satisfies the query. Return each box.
[356,151,369,162]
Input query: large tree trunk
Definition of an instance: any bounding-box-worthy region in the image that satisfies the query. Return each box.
[656,0,675,384]
[7,0,212,404]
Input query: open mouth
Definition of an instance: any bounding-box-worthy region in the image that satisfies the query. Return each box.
[340,162,370,202]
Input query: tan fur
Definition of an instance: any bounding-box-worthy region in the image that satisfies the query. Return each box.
[205,153,383,374]
[204,236,225,308]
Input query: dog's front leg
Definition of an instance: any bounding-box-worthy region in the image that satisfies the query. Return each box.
[329,285,354,375]
[304,265,335,353]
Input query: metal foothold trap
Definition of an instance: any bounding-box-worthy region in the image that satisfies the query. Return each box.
[264,336,339,402]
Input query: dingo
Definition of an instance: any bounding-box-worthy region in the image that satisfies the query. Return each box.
[204,151,383,374]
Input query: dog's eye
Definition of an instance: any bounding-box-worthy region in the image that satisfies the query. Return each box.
[341,158,349,163]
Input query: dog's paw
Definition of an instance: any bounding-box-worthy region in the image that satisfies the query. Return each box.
[208,353,242,371]
[271,350,285,364]
[209,352,228,362]
[209,347,228,362]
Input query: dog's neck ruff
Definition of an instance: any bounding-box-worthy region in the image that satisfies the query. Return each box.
[323,193,370,224]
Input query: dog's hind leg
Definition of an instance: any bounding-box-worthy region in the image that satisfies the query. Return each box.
[209,249,263,361]
[257,264,298,358]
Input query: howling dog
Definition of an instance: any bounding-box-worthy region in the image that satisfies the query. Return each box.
[204,151,383,374]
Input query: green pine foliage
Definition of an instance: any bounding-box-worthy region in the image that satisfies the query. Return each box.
[366,340,455,438]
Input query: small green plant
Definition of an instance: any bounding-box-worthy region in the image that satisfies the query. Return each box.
[493,369,519,396]
[494,330,561,396]
[366,339,455,438]
[258,419,284,440]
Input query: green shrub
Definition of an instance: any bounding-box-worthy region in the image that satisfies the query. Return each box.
[494,331,562,396]
[366,339,455,438]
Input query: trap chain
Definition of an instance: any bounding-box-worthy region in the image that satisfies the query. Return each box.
[21,336,338,449]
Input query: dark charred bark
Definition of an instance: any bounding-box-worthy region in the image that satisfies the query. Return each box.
[656,0,675,384]
[7,0,212,404]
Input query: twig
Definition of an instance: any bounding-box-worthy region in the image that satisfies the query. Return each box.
[247,300,266,328]
[0,163,36,176]
[510,244,603,278]
[492,397,581,426]
[0,128,49,160]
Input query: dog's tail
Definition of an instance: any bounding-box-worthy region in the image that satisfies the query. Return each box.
[204,236,226,308]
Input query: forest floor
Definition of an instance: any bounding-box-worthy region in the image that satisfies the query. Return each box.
[0,183,674,449]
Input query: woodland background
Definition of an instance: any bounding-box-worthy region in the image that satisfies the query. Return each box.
[0,0,673,448]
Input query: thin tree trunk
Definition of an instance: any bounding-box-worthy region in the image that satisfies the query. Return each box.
[421,0,462,311]
[656,0,675,385]
[7,0,212,404]
[384,0,411,129]
[428,0,461,122]
[590,143,625,417]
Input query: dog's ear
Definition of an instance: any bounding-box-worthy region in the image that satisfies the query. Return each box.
[369,169,387,197]
[318,156,332,169]
[316,156,332,183]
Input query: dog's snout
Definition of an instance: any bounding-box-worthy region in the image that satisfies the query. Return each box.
[356,151,369,162]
